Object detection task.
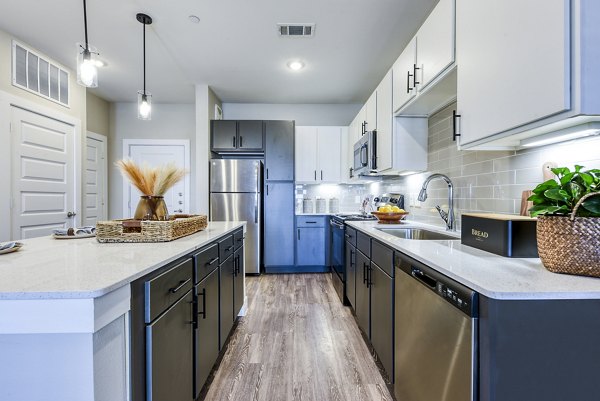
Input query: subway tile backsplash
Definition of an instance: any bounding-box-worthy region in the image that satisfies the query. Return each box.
[297,102,600,230]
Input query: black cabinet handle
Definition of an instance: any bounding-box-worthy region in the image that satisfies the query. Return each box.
[413,64,420,86]
[169,278,191,294]
[367,265,373,288]
[453,110,462,141]
[233,136,236,148]
[297,228,301,240]
[306,221,317,224]
[206,257,219,266]
[345,233,352,239]
[407,70,413,93]
[321,170,323,180]
[239,136,243,148]
[314,170,317,180]
[266,169,269,180]
[235,255,241,275]
[225,245,234,252]
[350,249,355,266]
[197,288,206,319]
[363,262,368,285]
[236,237,244,243]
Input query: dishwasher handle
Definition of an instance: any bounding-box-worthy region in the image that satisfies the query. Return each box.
[411,267,437,289]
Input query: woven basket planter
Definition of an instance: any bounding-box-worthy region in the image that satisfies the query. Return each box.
[537,192,600,278]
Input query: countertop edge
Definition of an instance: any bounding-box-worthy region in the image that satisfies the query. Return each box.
[0,222,246,301]
[346,220,600,301]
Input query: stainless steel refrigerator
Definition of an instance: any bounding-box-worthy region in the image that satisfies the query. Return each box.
[209,159,262,274]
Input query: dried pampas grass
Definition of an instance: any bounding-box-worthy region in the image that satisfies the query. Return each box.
[115,159,187,196]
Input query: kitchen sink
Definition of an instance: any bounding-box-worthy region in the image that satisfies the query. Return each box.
[376,227,459,241]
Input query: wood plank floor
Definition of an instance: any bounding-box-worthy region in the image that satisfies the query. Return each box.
[202,273,393,401]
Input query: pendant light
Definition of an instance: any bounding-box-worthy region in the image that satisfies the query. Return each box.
[77,0,99,87]
[137,13,153,120]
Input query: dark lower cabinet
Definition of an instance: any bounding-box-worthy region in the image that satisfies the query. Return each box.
[345,243,356,308]
[355,249,371,337]
[146,290,194,401]
[370,262,394,379]
[194,268,219,398]
[219,255,235,349]
[233,246,244,317]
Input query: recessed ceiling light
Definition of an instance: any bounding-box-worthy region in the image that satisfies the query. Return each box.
[189,15,200,24]
[287,61,305,71]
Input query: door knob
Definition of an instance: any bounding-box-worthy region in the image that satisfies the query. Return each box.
[67,211,77,218]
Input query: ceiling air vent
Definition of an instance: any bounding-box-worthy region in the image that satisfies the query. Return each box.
[11,40,70,107]
[277,23,315,37]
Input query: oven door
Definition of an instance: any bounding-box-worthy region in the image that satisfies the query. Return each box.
[330,218,346,304]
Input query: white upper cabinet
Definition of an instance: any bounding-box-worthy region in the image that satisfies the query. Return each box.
[295,127,318,182]
[456,0,572,147]
[393,0,456,115]
[392,37,417,112]
[416,0,455,90]
[365,92,377,132]
[376,70,393,172]
[295,126,342,183]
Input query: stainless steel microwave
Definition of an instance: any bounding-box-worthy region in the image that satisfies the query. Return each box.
[353,130,377,176]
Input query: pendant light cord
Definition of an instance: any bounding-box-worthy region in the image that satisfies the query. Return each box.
[83,0,89,50]
[143,22,146,95]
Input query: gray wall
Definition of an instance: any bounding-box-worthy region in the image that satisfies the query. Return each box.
[222,103,361,126]
[86,92,110,136]
[107,102,196,218]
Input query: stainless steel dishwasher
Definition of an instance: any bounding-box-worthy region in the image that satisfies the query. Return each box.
[395,253,478,401]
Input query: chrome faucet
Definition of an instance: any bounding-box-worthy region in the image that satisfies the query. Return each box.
[417,173,455,231]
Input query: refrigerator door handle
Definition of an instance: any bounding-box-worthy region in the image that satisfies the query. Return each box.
[254,203,258,223]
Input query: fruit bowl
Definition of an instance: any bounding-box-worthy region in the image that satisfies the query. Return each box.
[371,211,409,224]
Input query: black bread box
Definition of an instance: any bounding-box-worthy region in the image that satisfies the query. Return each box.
[461,213,538,258]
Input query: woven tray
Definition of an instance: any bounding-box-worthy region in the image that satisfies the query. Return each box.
[96,214,207,243]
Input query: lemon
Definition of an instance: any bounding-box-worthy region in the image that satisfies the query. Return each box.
[391,206,401,212]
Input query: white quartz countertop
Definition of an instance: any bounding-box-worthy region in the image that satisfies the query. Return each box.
[347,220,600,300]
[0,222,245,300]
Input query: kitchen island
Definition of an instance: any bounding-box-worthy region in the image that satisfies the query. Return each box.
[0,221,245,401]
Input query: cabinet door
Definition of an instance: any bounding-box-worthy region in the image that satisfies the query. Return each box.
[219,255,235,349]
[211,120,238,151]
[233,247,244,317]
[317,127,342,182]
[365,92,377,131]
[237,120,264,151]
[264,182,295,267]
[355,250,370,338]
[376,71,393,172]
[371,262,394,380]
[146,290,193,401]
[345,243,356,309]
[417,0,455,89]
[264,120,294,181]
[456,0,570,145]
[296,227,326,266]
[194,270,219,398]
[392,37,417,112]
[295,126,318,182]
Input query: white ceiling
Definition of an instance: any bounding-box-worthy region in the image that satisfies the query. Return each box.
[0,0,438,104]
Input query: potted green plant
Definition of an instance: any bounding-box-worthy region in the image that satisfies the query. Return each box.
[528,165,600,277]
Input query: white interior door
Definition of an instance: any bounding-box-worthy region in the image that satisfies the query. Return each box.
[11,106,76,240]
[123,141,190,218]
[84,132,107,226]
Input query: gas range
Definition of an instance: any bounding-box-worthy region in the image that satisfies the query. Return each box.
[332,213,377,222]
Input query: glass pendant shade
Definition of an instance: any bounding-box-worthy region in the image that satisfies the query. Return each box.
[76,43,98,88]
[138,91,152,120]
